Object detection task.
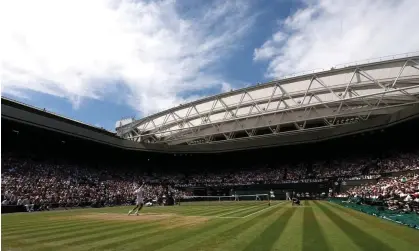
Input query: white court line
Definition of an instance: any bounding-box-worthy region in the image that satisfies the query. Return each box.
[215,204,262,217]
[215,216,244,219]
[242,202,284,218]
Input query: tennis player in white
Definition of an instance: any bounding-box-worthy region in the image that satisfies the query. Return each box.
[128,183,145,216]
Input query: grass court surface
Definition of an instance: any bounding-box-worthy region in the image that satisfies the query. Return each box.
[2,200,418,251]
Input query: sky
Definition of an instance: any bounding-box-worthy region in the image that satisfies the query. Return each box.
[1,0,419,131]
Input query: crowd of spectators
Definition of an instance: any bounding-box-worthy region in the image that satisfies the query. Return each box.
[2,148,419,212]
[311,150,419,179]
[1,155,190,210]
[336,173,419,214]
[329,151,419,213]
[177,150,419,187]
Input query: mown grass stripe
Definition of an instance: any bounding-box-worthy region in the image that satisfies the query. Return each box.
[219,204,265,217]
[173,208,207,216]
[199,206,250,216]
[93,218,230,251]
[107,204,269,250]
[178,206,218,213]
[59,224,167,251]
[242,207,296,251]
[136,221,237,251]
[327,201,419,245]
[232,205,270,217]
[315,201,395,251]
[241,202,284,218]
[2,219,58,229]
[2,219,100,237]
[187,205,249,216]
[35,222,139,244]
[325,201,419,250]
[3,202,417,251]
[35,220,165,251]
[310,201,359,251]
[3,220,110,241]
[2,221,87,236]
[3,224,114,251]
[21,219,161,251]
[64,223,159,246]
[269,205,303,251]
[179,206,241,216]
[303,204,330,251]
[8,221,124,245]
[1,219,77,232]
[198,206,289,251]
[165,204,285,251]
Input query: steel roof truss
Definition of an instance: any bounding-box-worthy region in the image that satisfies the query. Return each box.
[142,82,411,136]
[358,69,387,90]
[234,93,246,117]
[118,56,419,139]
[408,59,419,70]
[367,61,415,119]
[277,85,299,106]
[301,77,315,106]
[390,60,409,89]
[266,85,279,111]
[128,85,418,141]
[163,102,414,144]
[313,77,342,101]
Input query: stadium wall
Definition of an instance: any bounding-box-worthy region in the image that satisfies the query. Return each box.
[183,182,329,197]
[1,205,27,214]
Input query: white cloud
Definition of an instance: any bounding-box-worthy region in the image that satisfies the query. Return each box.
[0,0,255,115]
[254,32,287,61]
[220,82,233,93]
[0,88,31,101]
[254,0,419,78]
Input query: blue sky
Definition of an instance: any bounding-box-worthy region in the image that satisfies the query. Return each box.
[2,0,419,131]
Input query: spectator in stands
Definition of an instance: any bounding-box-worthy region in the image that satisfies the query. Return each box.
[338,173,419,213]
[2,148,418,211]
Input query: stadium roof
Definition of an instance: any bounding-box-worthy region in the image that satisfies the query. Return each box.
[116,53,419,146]
[1,97,116,137]
[2,53,419,153]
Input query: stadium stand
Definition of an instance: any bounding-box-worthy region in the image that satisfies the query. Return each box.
[2,105,419,215]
